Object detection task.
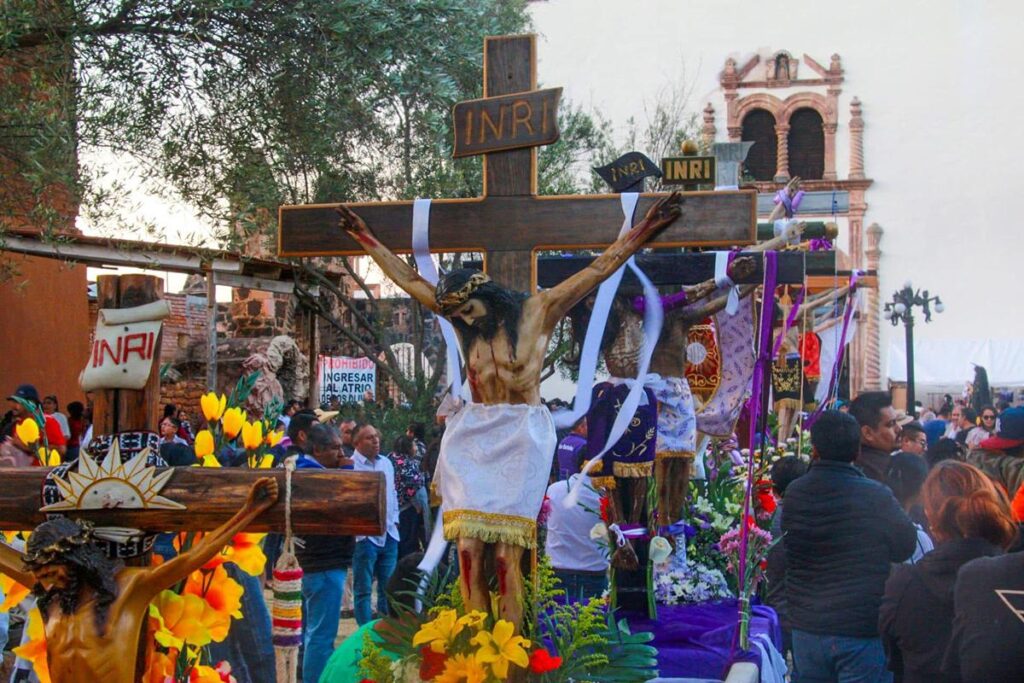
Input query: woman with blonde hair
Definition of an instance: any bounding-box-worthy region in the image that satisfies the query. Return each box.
[880,461,1017,682]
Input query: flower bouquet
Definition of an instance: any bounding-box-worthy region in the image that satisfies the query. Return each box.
[358,559,659,682]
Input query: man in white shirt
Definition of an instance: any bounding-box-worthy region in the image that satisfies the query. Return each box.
[351,423,400,624]
[544,465,609,603]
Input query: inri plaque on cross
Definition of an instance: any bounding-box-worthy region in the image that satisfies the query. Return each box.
[278,35,757,292]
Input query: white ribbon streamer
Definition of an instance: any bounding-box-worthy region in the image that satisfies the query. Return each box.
[551,193,641,430]
[773,218,801,245]
[412,198,467,401]
[565,194,664,508]
[714,251,740,316]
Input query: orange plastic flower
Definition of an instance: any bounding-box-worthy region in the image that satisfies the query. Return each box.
[435,652,488,683]
[189,664,223,683]
[184,566,243,641]
[0,573,30,613]
[13,608,50,683]
[224,533,267,576]
[144,649,176,683]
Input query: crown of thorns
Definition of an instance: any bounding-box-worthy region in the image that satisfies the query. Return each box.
[23,520,95,569]
[436,271,490,313]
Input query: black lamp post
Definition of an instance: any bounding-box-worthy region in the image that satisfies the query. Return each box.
[883,281,944,418]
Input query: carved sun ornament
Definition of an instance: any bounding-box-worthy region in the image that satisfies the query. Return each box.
[41,441,184,512]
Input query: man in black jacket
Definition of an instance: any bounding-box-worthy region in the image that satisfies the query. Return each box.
[850,391,901,482]
[783,410,917,683]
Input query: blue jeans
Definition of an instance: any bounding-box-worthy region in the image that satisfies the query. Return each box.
[301,568,347,683]
[353,536,398,625]
[792,629,891,683]
[553,570,608,603]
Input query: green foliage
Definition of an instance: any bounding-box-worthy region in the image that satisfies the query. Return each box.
[358,630,397,683]
[226,371,260,410]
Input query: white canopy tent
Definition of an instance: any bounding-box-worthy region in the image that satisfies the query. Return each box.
[887,339,1024,386]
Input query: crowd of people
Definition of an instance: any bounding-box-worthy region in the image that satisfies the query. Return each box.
[768,392,1024,683]
[4,378,1024,683]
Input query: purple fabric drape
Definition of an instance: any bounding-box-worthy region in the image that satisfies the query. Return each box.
[770,285,806,358]
[804,271,861,430]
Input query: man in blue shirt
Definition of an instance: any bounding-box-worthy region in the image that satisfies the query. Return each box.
[351,423,400,625]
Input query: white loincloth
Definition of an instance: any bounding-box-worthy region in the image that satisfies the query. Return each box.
[651,375,697,460]
[435,402,556,549]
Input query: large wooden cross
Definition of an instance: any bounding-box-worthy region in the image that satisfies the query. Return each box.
[277,34,757,293]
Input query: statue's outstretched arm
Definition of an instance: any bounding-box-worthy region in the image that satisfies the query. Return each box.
[0,542,34,588]
[139,478,278,599]
[539,192,684,330]
[336,205,440,313]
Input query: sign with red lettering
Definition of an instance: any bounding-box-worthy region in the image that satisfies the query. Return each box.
[318,356,377,405]
[80,301,170,391]
[452,87,562,158]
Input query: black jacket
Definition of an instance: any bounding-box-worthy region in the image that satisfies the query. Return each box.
[879,538,1003,683]
[942,552,1024,682]
[782,459,917,637]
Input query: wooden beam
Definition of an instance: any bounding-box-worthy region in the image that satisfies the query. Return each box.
[278,192,757,258]
[505,251,836,288]
[0,468,385,536]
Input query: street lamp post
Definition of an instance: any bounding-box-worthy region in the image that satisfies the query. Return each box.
[883,281,944,418]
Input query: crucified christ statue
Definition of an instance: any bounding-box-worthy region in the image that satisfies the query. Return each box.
[0,478,278,683]
[336,194,684,628]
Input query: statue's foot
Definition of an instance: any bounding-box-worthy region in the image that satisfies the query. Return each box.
[611,541,640,571]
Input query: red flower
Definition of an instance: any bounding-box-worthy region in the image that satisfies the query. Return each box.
[529,648,563,673]
[419,646,447,680]
[599,495,610,523]
[359,680,375,683]
[757,489,778,515]
[759,559,768,571]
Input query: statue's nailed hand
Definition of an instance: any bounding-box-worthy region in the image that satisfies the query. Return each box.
[645,190,684,227]
[785,176,802,194]
[336,204,370,238]
[729,255,757,281]
[247,477,279,512]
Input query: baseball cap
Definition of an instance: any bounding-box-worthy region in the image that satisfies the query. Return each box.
[8,384,40,404]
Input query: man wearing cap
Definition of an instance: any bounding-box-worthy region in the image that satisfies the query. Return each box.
[2,384,67,461]
[966,406,1024,499]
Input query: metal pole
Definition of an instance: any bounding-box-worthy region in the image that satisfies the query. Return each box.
[905,309,916,417]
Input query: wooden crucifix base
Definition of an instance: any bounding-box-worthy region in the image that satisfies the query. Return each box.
[0,468,384,536]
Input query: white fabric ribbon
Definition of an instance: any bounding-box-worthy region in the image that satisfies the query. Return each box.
[607,523,647,548]
[552,192,641,430]
[412,198,467,401]
[714,251,740,316]
[773,218,801,245]
[565,193,664,508]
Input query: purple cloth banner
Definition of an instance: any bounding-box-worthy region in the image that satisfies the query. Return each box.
[804,271,862,430]
[623,601,782,679]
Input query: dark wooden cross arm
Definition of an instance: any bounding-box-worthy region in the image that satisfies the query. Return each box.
[335,204,441,313]
[0,542,34,588]
[537,192,685,331]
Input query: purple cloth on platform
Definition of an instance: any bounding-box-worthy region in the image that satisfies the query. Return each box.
[586,381,657,477]
[622,600,782,679]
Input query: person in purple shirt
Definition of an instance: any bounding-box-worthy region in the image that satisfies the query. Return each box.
[556,417,588,481]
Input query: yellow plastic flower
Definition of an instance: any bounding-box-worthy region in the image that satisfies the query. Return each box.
[149,590,215,648]
[435,652,489,683]
[221,407,245,439]
[471,619,531,679]
[36,448,61,466]
[264,429,284,448]
[13,608,50,683]
[0,574,30,613]
[412,608,464,654]
[457,609,489,631]
[200,392,227,422]
[194,430,215,458]
[200,454,221,468]
[240,420,263,450]
[15,419,40,446]
[249,453,274,469]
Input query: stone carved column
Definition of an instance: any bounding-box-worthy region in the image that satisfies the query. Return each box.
[862,223,884,390]
[774,123,790,181]
[823,121,838,181]
[849,97,865,180]
[725,92,740,141]
[702,102,717,150]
